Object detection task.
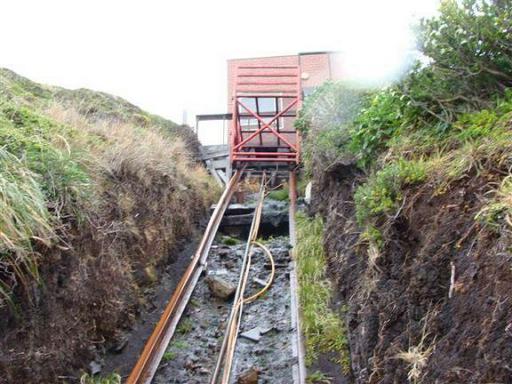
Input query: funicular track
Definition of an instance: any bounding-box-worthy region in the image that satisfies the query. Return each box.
[126,170,305,384]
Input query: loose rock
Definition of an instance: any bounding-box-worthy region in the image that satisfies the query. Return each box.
[237,367,259,384]
[205,275,236,300]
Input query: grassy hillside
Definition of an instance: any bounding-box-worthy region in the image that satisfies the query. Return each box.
[297,1,512,383]
[0,69,218,382]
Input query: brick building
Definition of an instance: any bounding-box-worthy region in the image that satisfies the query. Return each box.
[196,52,343,147]
[227,51,344,110]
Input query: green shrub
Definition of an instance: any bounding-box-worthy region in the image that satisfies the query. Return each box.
[419,0,512,105]
[349,88,408,167]
[354,160,427,224]
[345,1,512,169]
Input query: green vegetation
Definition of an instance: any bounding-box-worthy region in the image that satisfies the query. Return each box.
[354,159,427,224]
[0,101,91,308]
[295,2,512,378]
[476,174,512,229]
[80,373,121,384]
[221,235,240,246]
[0,68,219,383]
[296,213,350,372]
[295,82,364,175]
[360,224,384,251]
[171,340,188,350]
[0,68,218,312]
[267,187,289,201]
[298,0,512,230]
[306,371,332,384]
[162,340,188,363]
[0,104,90,206]
[162,350,177,362]
[177,317,194,334]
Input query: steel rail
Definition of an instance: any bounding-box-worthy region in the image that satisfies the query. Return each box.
[126,170,242,384]
[288,170,306,384]
[210,176,267,384]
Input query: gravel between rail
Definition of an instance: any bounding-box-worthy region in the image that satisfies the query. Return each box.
[153,236,295,384]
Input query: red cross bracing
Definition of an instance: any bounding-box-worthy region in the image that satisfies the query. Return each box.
[229,65,301,169]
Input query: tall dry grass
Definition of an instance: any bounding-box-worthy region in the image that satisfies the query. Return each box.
[0,102,217,310]
[45,104,215,203]
[0,149,54,306]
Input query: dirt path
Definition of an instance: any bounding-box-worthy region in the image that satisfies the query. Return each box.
[153,237,295,384]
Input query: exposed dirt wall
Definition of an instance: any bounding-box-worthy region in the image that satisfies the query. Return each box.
[0,68,216,383]
[0,164,210,383]
[313,166,512,383]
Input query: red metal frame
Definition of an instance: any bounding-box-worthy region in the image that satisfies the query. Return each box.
[230,65,301,168]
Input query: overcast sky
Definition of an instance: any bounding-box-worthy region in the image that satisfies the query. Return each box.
[1,0,438,139]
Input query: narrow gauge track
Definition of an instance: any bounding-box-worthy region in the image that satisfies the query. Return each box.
[210,176,268,384]
[127,171,304,384]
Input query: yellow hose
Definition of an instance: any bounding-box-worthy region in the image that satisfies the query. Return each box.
[243,241,275,304]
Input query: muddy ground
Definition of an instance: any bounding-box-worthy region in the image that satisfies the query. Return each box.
[101,238,200,378]
[153,236,295,384]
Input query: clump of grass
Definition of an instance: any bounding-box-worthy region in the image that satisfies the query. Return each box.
[396,312,436,384]
[162,350,177,362]
[296,212,350,372]
[45,104,218,205]
[0,148,54,306]
[80,373,121,384]
[307,371,332,384]
[161,340,188,363]
[221,235,240,246]
[354,159,427,224]
[171,340,188,350]
[476,174,512,230]
[0,104,91,205]
[267,188,289,201]
[0,102,92,308]
[177,317,193,334]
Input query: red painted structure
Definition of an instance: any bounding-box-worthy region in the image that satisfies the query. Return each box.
[230,64,301,168]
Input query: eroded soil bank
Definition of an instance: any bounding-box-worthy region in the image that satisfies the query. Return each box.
[153,236,295,384]
[312,164,512,383]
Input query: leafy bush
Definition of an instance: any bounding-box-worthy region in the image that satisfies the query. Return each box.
[401,0,511,127]
[419,0,512,105]
[349,88,408,167]
[354,160,427,224]
[343,1,512,167]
